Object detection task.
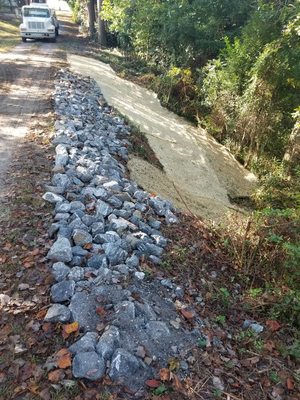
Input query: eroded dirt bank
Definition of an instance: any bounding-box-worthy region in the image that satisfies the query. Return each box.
[68,54,257,220]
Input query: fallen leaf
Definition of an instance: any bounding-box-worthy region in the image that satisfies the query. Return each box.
[36,309,47,320]
[287,377,295,391]
[96,307,107,317]
[28,382,40,395]
[156,395,171,400]
[48,369,65,383]
[42,323,52,333]
[145,379,161,388]
[30,248,40,256]
[56,348,72,369]
[159,368,170,382]
[240,356,260,367]
[171,373,183,390]
[264,340,275,352]
[0,372,6,383]
[39,388,51,400]
[62,321,79,339]
[266,320,281,332]
[24,261,34,269]
[180,308,194,320]
[168,357,180,371]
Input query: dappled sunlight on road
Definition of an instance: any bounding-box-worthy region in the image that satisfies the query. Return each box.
[69,54,257,219]
[0,42,58,197]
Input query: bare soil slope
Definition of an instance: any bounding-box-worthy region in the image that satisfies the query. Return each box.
[68,54,257,220]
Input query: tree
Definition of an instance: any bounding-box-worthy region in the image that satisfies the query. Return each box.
[97,0,107,46]
[87,0,96,37]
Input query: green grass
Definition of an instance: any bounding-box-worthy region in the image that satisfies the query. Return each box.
[0,18,21,52]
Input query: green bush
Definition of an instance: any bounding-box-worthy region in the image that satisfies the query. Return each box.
[202,1,300,164]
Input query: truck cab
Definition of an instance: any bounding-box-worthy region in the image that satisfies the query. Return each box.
[20,3,59,42]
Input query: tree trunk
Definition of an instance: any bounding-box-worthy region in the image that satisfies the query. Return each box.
[87,0,96,38]
[97,0,107,46]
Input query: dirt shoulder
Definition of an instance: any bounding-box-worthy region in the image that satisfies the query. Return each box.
[0,42,62,201]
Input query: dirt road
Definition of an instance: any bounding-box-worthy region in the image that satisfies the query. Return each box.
[0,42,58,202]
[68,54,257,220]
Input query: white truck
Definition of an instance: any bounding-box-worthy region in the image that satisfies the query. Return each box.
[20,2,59,43]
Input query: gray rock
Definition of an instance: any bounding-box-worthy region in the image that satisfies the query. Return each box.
[76,166,93,183]
[72,351,105,381]
[52,262,71,282]
[165,209,178,224]
[55,202,71,213]
[69,217,88,232]
[137,242,163,258]
[96,326,120,360]
[47,237,73,263]
[81,214,96,227]
[134,272,145,280]
[149,197,167,216]
[161,279,174,289]
[135,302,157,321]
[69,292,100,331]
[110,217,138,234]
[148,219,161,230]
[55,144,69,167]
[126,254,139,268]
[44,304,71,322]
[175,286,184,298]
[43,192,64,204]
[94,231,120,244]
[69,332,98,354]
[133,190,148,202]
[107,196,123,209]
[93,187,108,200]
[114,264,129,275]
[93,268,112,285]
[152,234,168,248]
[70,201,85,211]
[72,246,88,257]
[96,200,113,218]
[103,180,120,191]
[103,243,128,266]
[146,321,170,341]
[109,349,147,390]
[58,225,73,240]
[52,173,71,192]
[91,222,105,236]
[114,192,133,203]
[113,301,135,327]
[54,212,70,221]
[72,229,92,246]
[51,280,75,302]
[148,255,162,265]
[87,254,107,269]
[243,320,264,333]
[68,267,84,281]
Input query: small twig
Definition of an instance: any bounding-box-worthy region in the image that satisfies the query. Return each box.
[172,181,197,218]
[223,392,244,400]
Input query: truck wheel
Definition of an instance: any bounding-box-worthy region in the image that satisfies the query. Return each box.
[22,37,26,42]
[51,36,56,43]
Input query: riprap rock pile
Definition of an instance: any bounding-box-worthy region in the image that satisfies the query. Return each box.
[43,70,199,395]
